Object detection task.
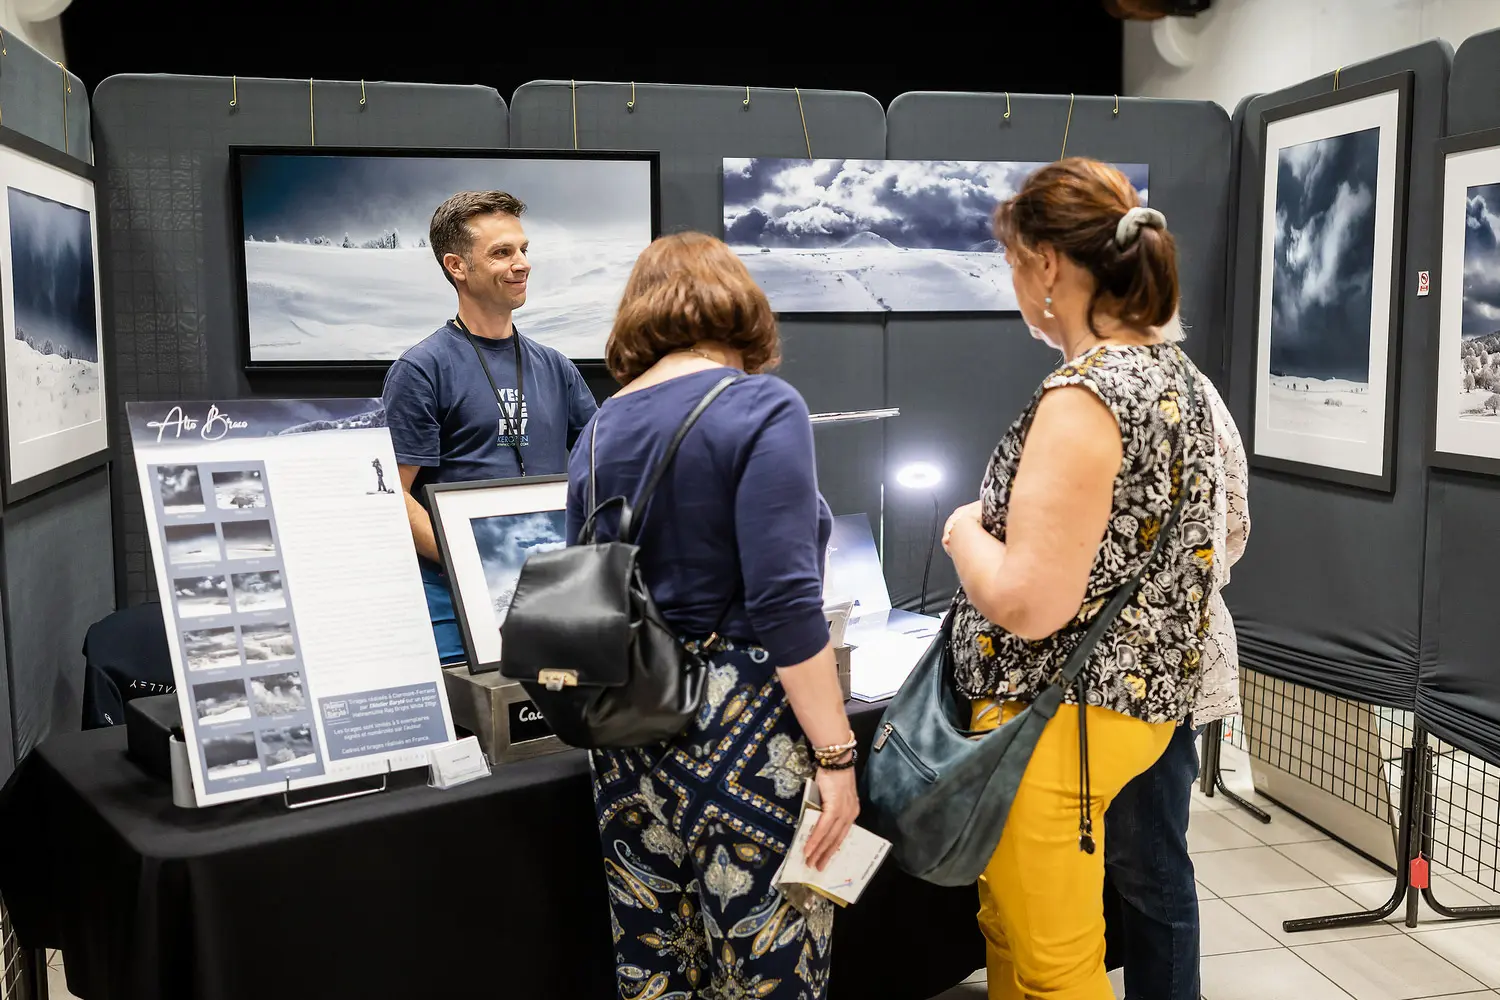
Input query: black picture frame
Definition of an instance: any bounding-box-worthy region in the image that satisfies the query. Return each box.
[0,126,111,505]
[1429,126,1500,478]
[1248,72,1414,493]
[228,146,663,375]
[425,474,569,676]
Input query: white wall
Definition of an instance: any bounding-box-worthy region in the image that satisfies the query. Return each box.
[1125,0,1500,111]
[0,0,66,64]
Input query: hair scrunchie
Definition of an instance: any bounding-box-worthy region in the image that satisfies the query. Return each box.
[1114,206,1167,248]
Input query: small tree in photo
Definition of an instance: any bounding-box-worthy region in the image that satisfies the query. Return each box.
[1486,393,1500,416]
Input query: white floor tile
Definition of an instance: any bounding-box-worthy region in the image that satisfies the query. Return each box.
[1198,879,1220,899]
[1193,787,1238,814]
[1292,934,1485,1000]
[1223,799,1332,846]
[1193,846,1327,898]
[1200,897,1283,956]
[1409,924,1500,988]
[1108,965,1125,998]
[928,983,987,1000]
[1277,840,1394,886]
[1190,811,1267,854]
[1201,948,1353,999]
[1226,885,1404,946]
[46,962,80,1000]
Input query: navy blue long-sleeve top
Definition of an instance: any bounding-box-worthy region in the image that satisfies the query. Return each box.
[565,369,833,668]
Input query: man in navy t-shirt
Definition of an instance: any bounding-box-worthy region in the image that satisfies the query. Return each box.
[383,190,598,663]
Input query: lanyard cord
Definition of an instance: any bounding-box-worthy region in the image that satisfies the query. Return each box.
[454,316,527,477]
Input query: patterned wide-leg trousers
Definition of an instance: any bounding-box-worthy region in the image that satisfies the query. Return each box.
[591,643,835,1000]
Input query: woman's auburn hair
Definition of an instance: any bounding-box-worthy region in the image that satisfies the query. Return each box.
[606,231,781,384]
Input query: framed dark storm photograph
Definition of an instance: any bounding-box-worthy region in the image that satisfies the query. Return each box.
[1433,126,1500,477]
[1251,73,1413,492]
[229,147,661,372]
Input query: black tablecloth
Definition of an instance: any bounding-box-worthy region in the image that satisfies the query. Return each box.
[0,701,982,1000]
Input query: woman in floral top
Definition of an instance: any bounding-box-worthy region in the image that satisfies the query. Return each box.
[941,159,1218,1000]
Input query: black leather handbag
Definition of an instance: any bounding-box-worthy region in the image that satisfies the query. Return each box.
[499,375,741,750]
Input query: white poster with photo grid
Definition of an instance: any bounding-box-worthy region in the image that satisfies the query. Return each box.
[129,398,456,807]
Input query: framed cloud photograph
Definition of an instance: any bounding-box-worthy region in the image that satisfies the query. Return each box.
[721,158,1149,314]
[1432,127,1500,477]
[1251,73,1413,492]
[0,128,109,502]
[427,475,568,675]
[230,147,660,371]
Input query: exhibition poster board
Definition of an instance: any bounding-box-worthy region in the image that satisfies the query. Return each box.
[128,398,456,806]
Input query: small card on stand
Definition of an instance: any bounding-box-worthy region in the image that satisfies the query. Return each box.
[774,779,891,912]
[428,736,491,789]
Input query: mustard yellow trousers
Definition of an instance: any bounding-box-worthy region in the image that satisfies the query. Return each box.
[971,699,1175,1000]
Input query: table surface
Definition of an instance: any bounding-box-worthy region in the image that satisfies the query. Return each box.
[0,699,984,1000]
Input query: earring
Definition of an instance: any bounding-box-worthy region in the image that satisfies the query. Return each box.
[1043,295,1055,320]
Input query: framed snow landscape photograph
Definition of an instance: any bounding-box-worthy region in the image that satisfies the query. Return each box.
[721,158,1149,314]
[0,129,109,502]
[1252,74,1412,492]
[427,474,568,675]
[230,147,660,370]
[1432,127,1500,477]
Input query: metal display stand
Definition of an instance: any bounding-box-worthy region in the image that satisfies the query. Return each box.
[281,762,394,811]
[1198,718,1271,824]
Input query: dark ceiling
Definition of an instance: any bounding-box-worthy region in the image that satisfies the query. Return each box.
[57,9,1124,107]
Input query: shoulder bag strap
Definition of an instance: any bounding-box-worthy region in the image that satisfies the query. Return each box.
[618,375,741,544]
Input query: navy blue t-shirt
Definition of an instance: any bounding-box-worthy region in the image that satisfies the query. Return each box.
[384,321,597,508]
[566,369,833,669]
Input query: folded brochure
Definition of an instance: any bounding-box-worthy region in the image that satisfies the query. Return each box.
[774,778,891,911]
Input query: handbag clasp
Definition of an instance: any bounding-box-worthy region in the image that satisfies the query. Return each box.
[537,669,578,691]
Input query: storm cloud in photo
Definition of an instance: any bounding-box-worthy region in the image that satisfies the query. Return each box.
[722,159,1150,251]
[1269,127,1381,381]
[1462,182,1500,339]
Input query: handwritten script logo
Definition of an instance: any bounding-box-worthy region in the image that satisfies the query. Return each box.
[147,404,249,443]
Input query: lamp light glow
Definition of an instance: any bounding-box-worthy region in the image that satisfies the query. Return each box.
[895,462,942,490]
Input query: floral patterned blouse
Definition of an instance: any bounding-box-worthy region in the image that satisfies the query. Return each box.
[949,343,1219,725]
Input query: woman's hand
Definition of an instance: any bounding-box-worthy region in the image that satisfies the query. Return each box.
[804,764,860,871]
[943,501,983,552]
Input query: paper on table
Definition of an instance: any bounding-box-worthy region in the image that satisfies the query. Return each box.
[823,600,854,648]
[775,779,891,910]
[849,632,931,701]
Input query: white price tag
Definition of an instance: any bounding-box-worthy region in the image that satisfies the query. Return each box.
[428,736,491,789]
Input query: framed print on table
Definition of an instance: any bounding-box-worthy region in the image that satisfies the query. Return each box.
[1432,127,1500,477]
[427,475,569,675]
[1251,73,1413,492]
[0,128,110,502]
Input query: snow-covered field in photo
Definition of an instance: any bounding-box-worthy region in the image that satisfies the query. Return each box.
[243,624,295,662]
[178,594,231,618]
[1455,387,1500,422]
[199,703,251,724]
[735,239,1018,312]
[234,588,285,614]
[166,525,219,565]
[1266,375,1375,442]
[183,627,239,670]
[6,335,100,441]
[206,758,261,779]
[245,234,638,362]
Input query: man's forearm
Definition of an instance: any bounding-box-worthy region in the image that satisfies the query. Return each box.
[404,491,442,563]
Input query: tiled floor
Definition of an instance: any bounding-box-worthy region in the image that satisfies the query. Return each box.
[40,748,1500,1000]
[930,746,1500,1000]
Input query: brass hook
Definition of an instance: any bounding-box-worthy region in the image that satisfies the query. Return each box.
[1333,66,1342,91]
[627,81,635,112]
[360,79,367,107]
[2,30,8,56]
[1003,92,1011,120]
[795,87,812,160]
[309,78,316,146]
[1060,93,1076,159]
[1113,94,1120,115]
[230,75,238,108]
[744,86,751,109]
[571,79,578,150]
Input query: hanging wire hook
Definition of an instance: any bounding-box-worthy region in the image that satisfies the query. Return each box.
[744,86,751,110]
[1333,66,1342,91]
[627,81,635,112]
[1060,93,1076,159]
[2,30,8,57]
[309,78,316,146]
[1003,92,1011,120]
[230,75,238,108]
[360,79,367,107]
[57,61,70,153]
[571,79,579,149]
[795,87,812,159]
[1113,94,1120,115]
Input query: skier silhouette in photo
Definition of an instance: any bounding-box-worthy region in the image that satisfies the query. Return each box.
[371,458,394,494]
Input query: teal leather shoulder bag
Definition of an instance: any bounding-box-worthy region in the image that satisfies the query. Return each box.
[860,390,1199,887]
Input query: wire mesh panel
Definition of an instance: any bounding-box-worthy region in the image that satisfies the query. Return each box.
[1421,735,1500,898]
[0,896,34,1000]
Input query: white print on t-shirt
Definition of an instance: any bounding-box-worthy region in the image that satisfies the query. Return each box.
[497,387,529,448]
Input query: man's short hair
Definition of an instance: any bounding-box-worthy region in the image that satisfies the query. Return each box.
[429,191,527,286]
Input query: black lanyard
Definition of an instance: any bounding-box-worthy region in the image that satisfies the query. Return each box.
[454,316,527,477]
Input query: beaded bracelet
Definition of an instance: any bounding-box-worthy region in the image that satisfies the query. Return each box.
[812,731,858,765]
[816,748,858,771]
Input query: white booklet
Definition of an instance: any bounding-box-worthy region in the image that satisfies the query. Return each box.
[774,779,891,910]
